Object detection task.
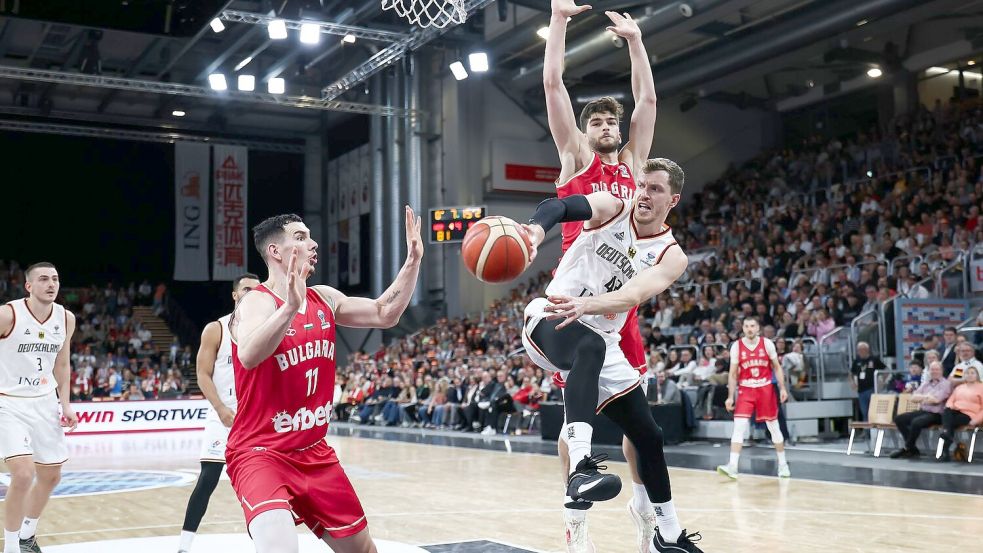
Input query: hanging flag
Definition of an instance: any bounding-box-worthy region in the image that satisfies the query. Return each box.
[174,142,209,281]
[212,145,248,281]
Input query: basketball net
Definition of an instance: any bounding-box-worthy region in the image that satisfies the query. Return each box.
[382,0,467,28]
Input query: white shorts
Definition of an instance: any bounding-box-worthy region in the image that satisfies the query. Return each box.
[199,410,232,463]
[522,298,641,414]
[0,392,68,465]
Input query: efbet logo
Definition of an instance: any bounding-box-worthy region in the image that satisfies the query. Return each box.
[271,403,332,434]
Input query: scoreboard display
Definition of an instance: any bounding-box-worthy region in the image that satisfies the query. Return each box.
[429,206,486,243]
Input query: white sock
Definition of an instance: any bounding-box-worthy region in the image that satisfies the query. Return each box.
[5,529,20,553]
[19,518,38,539]
[653,500,682,543]
[777,450,787,466]
[631,482,653,514]
[179,530,195,551]
[728,452,739,468]
[564,508,586,522]
[564,422,593,475]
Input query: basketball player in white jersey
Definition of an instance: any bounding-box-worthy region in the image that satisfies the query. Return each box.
[177,273,260,553]
[0,262,77,553]
[716,317,790,480]
[521,160,705,552]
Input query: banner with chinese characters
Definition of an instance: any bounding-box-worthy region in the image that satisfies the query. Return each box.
[173,142,210,281]
[212,145,248,281]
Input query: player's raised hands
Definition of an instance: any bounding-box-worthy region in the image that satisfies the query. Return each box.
[552,0,591,18]
[286,246,309,312]
[404,205,423,263]
[605,11,641,41]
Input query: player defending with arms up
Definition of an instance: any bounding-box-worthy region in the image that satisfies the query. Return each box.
[0,263,78,553]
[228,208,422,553]
[544,1,659,550]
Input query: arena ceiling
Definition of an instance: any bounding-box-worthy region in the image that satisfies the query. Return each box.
[0,0,980,144]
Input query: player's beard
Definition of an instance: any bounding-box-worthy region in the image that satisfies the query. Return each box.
[589,135,620,154]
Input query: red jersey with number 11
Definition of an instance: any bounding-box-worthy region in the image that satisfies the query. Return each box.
[227,285,337,455]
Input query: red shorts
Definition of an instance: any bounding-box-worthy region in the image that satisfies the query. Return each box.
[733,385,778,422]
[551,307,645,390]
[226,439,367,539]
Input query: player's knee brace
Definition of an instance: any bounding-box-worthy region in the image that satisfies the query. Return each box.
[766,419,784,444]
[731,417,750,445]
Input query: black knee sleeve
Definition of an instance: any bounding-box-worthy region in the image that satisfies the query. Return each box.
[530,319,606,424]
[182,461,224,532]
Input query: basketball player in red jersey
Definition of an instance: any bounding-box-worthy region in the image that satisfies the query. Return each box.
[227,208,422,553]
[716,318,790,480]
[544,1,658,551]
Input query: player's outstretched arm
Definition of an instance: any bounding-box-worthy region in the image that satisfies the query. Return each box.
[196,321,234,426]
[608,11,656,173]
[317,206,423,329]
[55,310,78,430]
[545,0,591,170]
[522,192,624,257]
[545,245,687,329]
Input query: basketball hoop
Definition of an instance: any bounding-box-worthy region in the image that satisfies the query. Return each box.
[382,0,467,29]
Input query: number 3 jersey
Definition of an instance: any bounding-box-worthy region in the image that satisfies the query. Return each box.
[0,299,67,397]
[227,285,337,454]
[545,199,678,335]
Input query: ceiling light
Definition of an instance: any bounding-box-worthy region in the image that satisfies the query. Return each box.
[537,26,549,40]
[234,56,253,71]
[970,60,977,66]
[208,73,227,91]
[238,74,255,92]
[342,34,357,44]
[856,19,868,26]
[300,22,320,44]
[927,66,950,75]
[268,77,285,94]
[209,18,225,33]
[449,61,468,80]
[268,19,288,40]
[468,52,489,73]
[172,110,186,117]
[807,79,815,88]
[867,67,882,78]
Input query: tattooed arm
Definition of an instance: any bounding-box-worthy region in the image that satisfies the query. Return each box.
[313,206,423,329]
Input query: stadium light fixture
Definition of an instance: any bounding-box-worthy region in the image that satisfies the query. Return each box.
[342,34,357,44]
[208,73,228,91]
[537,26,549,40]
[468,52,489,73]
[268,77,286,94]
[209,18,225,33]
[234,56,253,72]
[300,23,320,45]
[268,19,288,40]
[449,61,468,80]
[172,110,186,117]
[238,74,256,92]
[867,67,883,78]
[970,60,977,66]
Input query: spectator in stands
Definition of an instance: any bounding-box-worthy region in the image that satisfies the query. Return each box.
[648,370,680,405]
[890,361,952,459]
[694,346,718,385]
[108,367,123,400]
[851,342,886,421]
[807,309,835,339]
[122,383,145,401]
[892,361,923,393]
[948,342,983,385]
[782,340,807,390]
[381,376,416,426]
[939,327,959,375]
[667,348,698,386]
[939,366,983,462]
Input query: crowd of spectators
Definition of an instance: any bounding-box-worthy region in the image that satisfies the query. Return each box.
[0,259,187,402]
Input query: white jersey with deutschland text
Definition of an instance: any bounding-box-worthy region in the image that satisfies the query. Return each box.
[213,314,236,410]
[0,299,67,397]
[545,200,678,335]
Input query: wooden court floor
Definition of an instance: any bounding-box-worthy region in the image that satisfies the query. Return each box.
[2,431,981,552]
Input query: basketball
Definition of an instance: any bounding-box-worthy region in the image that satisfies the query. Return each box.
[461,216,532,283]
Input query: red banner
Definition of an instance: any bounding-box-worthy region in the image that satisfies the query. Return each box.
[212,145,248,280]
[504,163,561,183]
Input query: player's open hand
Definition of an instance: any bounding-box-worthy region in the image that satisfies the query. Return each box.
[286,246,309,313]
[605,11,641,41]
[62,405,79,432]
[404,205,423,264]
[779,389,789,403]
[519,223,545,264]
[552,0,591,18]
[544,294,589,329]
[724,397,734,412]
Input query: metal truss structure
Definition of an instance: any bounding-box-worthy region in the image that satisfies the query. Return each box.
[220,10,409,43]
[0,119,306,152]
[0,65,416,117]
[321,0,497,100]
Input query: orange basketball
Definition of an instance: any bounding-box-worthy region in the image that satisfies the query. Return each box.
[461,216,532,283]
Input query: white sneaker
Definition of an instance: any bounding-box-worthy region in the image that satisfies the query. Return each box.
[481,425,496,436]
[716,464,738,480]
[778,464,791,478]
[627,502,657,553]
[564,513,596,553]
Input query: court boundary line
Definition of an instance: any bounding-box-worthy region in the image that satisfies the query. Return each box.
[0,470,196,500]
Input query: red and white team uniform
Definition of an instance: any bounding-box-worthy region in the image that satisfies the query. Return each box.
[226,285,367,539]
[730,337,779,422]
[551,152,646,393]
